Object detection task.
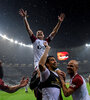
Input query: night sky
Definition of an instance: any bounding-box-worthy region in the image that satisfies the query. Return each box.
[0,0,90,48]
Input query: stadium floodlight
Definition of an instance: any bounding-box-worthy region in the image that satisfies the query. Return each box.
[10,39,14,42]
[14,40,18,44]
[30,45,33,48]
[22,43,26,47]
[2,35,7,39]
[0,33,33,48]
[25,45,33,48]
[19,42,23,46]
[85,43,90,47]
[26,45,30,48]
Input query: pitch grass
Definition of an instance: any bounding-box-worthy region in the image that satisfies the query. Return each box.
[0,83,90,100]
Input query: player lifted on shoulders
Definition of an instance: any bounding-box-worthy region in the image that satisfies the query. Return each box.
[19,9,65,72]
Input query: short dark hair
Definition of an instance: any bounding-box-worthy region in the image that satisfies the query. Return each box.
[45,56,57,70]
[45,56,55,64]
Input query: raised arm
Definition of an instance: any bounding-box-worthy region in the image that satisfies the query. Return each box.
[49,13,65,38]
[3,77,29,93]
[19,9,33,37]
[39,42,51,72]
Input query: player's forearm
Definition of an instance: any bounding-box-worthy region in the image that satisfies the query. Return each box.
[61,80,70,97]
[50,20,62,37]
[5,84,21,93]
[39,46,50,69]
[24,17,33,36]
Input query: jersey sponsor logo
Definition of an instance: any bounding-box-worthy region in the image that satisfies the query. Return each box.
[37,41,45,50]
[36,40,46,50]
[37,45,45,49]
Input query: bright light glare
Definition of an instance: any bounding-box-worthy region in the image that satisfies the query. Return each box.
[2,35,7,39]
[30,45,33,48]
[15,40,18,44]
[10,39,14,42]
[19,42,23,46]
[85,43,90,47]
[0,33,33,48]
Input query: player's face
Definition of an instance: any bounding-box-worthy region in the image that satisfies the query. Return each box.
[49,57,57,70]
[36,30,44,40]
[67,61,77,75]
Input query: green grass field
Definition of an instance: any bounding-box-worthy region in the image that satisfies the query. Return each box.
[0,83,90,100]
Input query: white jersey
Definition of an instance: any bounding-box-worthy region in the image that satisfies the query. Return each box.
[40,68,61,100]
[30,34,52,70]
[69,74,90,100]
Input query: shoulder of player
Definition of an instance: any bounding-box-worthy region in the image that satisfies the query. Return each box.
[72,74,83,83]
[30,34,37,43]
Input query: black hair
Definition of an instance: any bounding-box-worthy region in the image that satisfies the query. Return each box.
[45,56,57,70]
[45,56,55,64]
[0,65,3,79]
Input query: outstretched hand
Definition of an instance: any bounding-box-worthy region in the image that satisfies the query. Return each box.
[58,13,65,22]
[58,71,66,81]
[19,77,29,87]
[44,42,51,49]
[19,9,28,18]
[44,42,48,47]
